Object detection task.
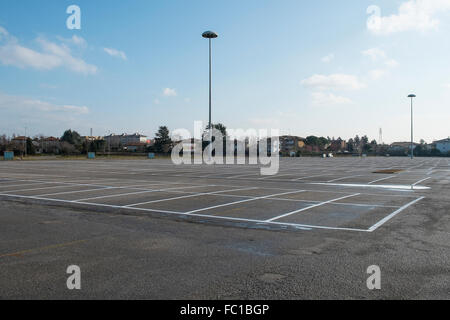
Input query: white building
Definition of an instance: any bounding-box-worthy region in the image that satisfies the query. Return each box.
[104,133,149,149]
[435,138,450,154]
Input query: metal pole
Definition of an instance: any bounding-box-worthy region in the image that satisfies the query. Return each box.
[209,38,212,160]
[411,97,413,159]
[209,38,212,131]
[24,127,27,158]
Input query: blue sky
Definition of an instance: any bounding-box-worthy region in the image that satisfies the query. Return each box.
[1,0,450,143]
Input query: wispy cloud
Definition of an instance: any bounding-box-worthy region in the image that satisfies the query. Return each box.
[40,83,58,89]
[367,0,450,35]
[163,88,177,97]
[0,26,97,74]
[57,35,87,48]
[369,69,388,80]
[103,47,127,60]
[311,92,353,106]
[362,48,398,80]
[0,93,89,115]
[321,53,335,63]
[301,74,365,91]
[362,48,386,61]
[0,91,91,135]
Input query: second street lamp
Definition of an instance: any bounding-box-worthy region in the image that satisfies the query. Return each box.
[408,94,416,160]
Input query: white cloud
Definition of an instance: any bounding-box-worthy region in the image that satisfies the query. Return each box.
[385,59,399,68]
[163,88,177,97]
[0,26,97,75]
[362,48,398,79]
[0,92,89,115]
[362,48,386,61]
[154,98,160,104]
[367,0,450,35]
[369,69,388,80]
[70,35,86,47]
[0,26,8,39]
[301,74,366,91]
[443,83,450,88]
[103,47,127,60]
[40,83,58,89]
[321,53,335,63]
[57,35,87,47]
[311,92,353,106]
[0,92,91,135]
[36,37,97,74]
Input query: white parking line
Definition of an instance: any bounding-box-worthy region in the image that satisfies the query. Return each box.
[291,174,330,181]
[1,184,90,193]
[265,193,360,222]
[75,184,219,202]
[310,182,430,190]
[1,178,206,193]
[258,173,295,180]
[412,177,431,186]
[226,173,260,179]
[0,193,369,232]
[368,176,395,185]
[0,182,52,190]
[327,175,362,183]
[184,190,306,214]
[124,187,258,208]
[36,187,113,197]
[368,197,425,232]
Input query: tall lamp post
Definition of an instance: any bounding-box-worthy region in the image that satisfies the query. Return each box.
[408,94,416,159]
[202,31,218,158]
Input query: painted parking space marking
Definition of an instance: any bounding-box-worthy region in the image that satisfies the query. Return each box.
[368,197,425,232]
[124,187,258,208]
[265,193,360,222]
[0,158,433,233]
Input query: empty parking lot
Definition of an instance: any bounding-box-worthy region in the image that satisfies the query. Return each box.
[0,157,449,299]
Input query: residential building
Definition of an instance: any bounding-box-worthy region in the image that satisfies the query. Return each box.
[35,137,60,154]
[329,138,347,152]
[104,133,150,150]
[11,136,27,150]
[435,138,450,154]
[82,136,104,142]
[279,135,306,155]
[389,142,419,155]
[124,142,147,153]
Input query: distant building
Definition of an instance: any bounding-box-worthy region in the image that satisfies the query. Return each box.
[389,142,419,155]
[329,138,347,152]
[38,137,60,154]
[11,136,27,143]
[104,133,150,150]
[279,136,306,155]
[124,142,147,153]
[435,138,450,154]
[82,136,104,142]
[11,136,27,149]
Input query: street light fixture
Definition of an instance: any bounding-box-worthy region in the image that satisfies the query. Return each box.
[202,31,218,159]
[408,94,416,159]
